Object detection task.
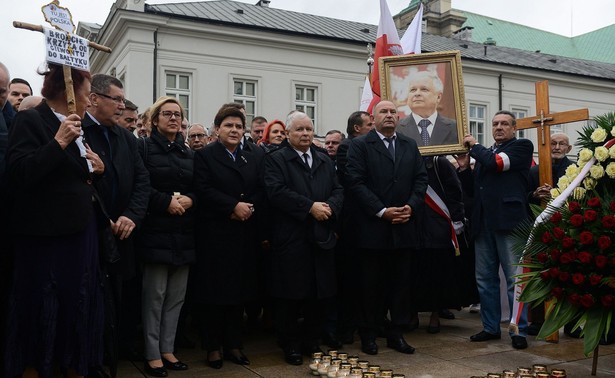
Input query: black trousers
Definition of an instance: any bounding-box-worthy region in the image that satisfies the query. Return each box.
[274,297,329,350]
[200,304,243,351]
[356,248,412,340]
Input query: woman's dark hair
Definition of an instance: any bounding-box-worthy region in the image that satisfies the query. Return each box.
[214,106,245,128]
[40,63,91,101]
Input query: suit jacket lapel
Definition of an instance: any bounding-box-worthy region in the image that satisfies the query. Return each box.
[213,141,241,172]
[366,130,394,163]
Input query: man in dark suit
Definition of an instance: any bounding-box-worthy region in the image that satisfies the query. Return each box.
[82,74,150,373]
[346,100,428,355]
[264,111,343,366]
[398,70,458,146]
[462,110,533,350]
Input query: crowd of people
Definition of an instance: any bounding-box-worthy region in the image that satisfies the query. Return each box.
[2,60,615,378]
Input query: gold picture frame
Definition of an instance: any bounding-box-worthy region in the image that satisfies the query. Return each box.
[380,50,468,156]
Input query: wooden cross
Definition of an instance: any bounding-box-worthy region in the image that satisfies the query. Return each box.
[517,80,589,343]
[517,80,589,188]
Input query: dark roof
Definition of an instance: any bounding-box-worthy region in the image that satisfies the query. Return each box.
[144,0,615,81]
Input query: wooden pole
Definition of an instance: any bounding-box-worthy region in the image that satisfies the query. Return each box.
[62,65,76,115]
[12,21,112,53]
[592,345,599,376]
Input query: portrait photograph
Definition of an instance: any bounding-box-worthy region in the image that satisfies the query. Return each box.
[380,50,468,156]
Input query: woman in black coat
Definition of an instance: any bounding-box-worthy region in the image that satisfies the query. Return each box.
[137,96,195,377]
[193,106,266,369]
[4,64,106,378]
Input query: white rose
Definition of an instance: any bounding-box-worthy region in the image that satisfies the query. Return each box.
[591,127,607,143]
[609,145,615,159]
[579,148,594,162]
[557,175,570,190]
[606,162,615,178]
[595,146,609,162]
[572,187,587,200]
[590,164,605,179]
[583,177,597,190]
[565,164,580,177]
[550,188,561,198]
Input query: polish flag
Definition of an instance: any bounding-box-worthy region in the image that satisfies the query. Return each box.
[362,2,423,112]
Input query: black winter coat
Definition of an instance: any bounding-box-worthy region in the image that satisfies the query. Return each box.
[193,141,266,304]
[264,145,343,300]
[136,129,196,266]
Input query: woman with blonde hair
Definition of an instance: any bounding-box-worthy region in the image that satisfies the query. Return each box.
[137,96,196,377]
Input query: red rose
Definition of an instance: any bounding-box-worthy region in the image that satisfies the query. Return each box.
[559,253,574,264]
[584,210,598,222]
[551,287,563,299]
[602,215,615,228]
[601,294,615,308]
[542,231,553,244]
[610,201,615,213]
[552,227,565,240]
[569,293,580,305]
[536,252,548,263]
[561,237,575,250]
[558,271,570,282]
[589,274,603,285]
[595,255,608,268]
[550,249,561,261]
[569,214,584,227]
[587,197,601,208]
[540,271,551,280]
[549,267,560,278]
[572,273,585,285]
[581,294,595,308]
[579,231,594,245]
[550,212,563,224]
[578,251,593,264]
[598,236,612,250]
[569,201,582,213]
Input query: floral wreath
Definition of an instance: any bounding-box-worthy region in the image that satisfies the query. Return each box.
[514,112,615,356]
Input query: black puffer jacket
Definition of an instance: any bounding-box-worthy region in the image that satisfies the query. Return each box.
[136,129,196,265]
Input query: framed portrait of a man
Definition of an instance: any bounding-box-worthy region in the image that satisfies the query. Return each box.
[380,50,468,156]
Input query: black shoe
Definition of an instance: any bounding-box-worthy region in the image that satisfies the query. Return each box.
[322,332,343,349]
[144,362,168,377]
[527,322,542,336]
[386,336,415,354]
[283,348,303,365]
[207,351,223,369]
[511,335,528,349]
[86,366,111,378]
[224,349,250,365]
[360,339,378,355]
[470,331,501,342]
[161,358,188,371]
[564,323,583,339]
[438,309,455,320]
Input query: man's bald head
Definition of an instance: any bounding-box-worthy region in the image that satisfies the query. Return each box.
[0,62,10,109]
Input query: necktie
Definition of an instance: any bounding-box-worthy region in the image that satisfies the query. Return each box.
[303,153,310,168]
[384,137,395,161]
[418,119,431,146]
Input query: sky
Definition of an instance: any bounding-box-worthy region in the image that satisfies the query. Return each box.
[3,0,615,94]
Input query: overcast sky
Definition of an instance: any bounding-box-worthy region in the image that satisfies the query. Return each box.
[3,0,615,94]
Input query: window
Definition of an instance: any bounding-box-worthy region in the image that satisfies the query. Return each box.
[469,104,487,145]
[165,72,191,119]
[233,79,257,125]
[294,85,318,129]
[511,108,528,138]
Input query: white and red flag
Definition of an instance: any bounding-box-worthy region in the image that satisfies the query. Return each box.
[362,1,423,112]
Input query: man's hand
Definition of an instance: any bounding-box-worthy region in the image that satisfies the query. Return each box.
[463,134,477,149]
[454,153,471,171]
[533,184,552,201]
[112,215,136,240]
[167,196,186,216]
[176,195,193,210]
[310,202,332,221]
[382,205,412,224]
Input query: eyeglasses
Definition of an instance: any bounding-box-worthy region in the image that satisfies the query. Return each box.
[161,111,182,119]
[188,133,207,140]
[551,141,569,147]
[94,92,126,104]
